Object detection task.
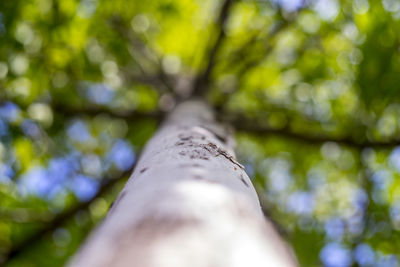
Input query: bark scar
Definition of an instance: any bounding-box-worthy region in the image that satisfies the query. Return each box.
[240,174,250,187]
[200,142,244,170]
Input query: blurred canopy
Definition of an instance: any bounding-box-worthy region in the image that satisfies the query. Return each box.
[1,0,400,266]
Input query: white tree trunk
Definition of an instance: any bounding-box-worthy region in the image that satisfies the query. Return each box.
[69,100,297,267]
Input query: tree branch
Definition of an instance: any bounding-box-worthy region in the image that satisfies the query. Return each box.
[3,168,134,263]
[50,102,400,149]
[108,15,175,94]
[224,114,400,149]
[192,0,235,97]
[51,102,164,122]
[231,3,311,80]
[212,11,297,108]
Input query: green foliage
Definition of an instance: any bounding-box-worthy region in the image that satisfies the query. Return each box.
[1,0,400,266]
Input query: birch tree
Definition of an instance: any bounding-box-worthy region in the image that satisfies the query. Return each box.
[69,100,297,267]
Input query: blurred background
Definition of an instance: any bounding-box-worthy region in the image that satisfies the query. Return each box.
[1,0,400,266]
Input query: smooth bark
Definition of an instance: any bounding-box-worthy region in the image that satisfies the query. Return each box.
[69,100,297,267]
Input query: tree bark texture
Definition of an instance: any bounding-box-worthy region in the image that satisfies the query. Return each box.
[69,100,297,267]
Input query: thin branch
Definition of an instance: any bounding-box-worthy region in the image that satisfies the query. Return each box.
[51,102,164,122]
[108,15,175,94]
[50,102,400,149]
[229,20,288,77]
[3,168,134,263]
[213,12,296,108]
[192,0,235,97]
[219,1,309,79]
[0,97,164,124]
[231,3,311,80]
[224,114,400,149]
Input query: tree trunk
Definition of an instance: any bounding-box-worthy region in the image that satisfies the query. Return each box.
[69,100,297,267]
